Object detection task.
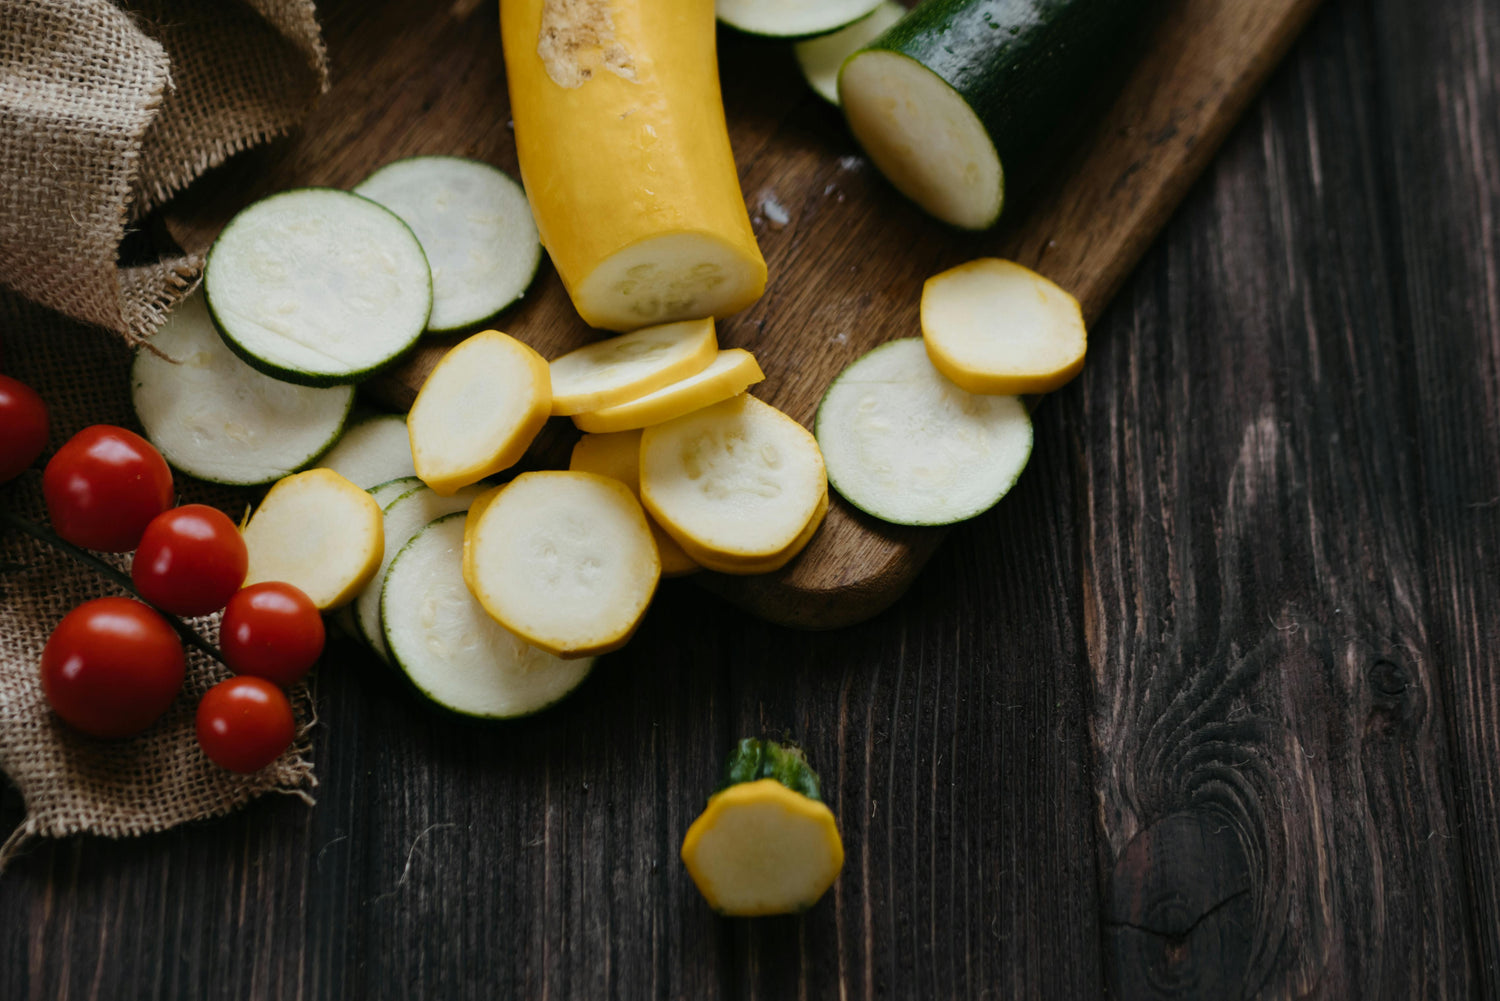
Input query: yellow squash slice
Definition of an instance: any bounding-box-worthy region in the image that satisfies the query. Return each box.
[571,348,764,434]
[501,0,767,331]
[569,431,699,576]
[463,471,660,657]
[673,488,828,575]
[407,330,551,495]
[640,393,826,565]
[242,468,384,609]
[921,257,1087,394]
[550,317,718,416]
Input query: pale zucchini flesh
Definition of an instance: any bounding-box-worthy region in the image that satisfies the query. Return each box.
[407,330,551,495]
[569,431,700,577]
[383,514,595,719]
[640,394,827,561]
[550,318,718,416]
[794,0,906,104]
[354,156,541,332]
[839,51,1003,230]
[815,337,1032,526]
[242,468,385,609]
[204,188,433,385]
[316,413,417,489]
[571,348,764,434]
[356,483,492,660]
[921,257,1087,394]
[717,0,884,38]
[131,289,353,486]
[464,471,660,658]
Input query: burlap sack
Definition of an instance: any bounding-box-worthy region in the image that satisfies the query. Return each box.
[0,0,329,867]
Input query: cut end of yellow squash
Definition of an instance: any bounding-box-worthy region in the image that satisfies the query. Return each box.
[242,468,384,609]
[920,257,1086,395]
[681,779,845,916]
[408,330,551,495]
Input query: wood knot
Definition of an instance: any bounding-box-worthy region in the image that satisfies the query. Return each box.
[1368,659,1408,697]
[1365,657,1423,735]
[1106,811,1254,1000]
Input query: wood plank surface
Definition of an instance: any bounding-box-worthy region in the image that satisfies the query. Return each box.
[164,0,1323,630]
[4,0,1499,999]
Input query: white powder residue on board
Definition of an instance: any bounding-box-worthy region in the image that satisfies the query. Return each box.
[837,155,864,172]
[756,190,791,229]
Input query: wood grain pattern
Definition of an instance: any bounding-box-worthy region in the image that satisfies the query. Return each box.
[164,0,1322,630]
[5,0,1499,999]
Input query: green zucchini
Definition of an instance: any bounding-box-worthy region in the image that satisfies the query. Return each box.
[839,0,1144,229]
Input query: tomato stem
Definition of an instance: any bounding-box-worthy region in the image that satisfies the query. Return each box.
[0,508,228,666]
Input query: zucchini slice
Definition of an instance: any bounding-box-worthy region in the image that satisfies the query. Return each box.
[242,468,385,609]
[407,330,552,495]
[549,318,719,416]
[354,156,542,333]
[463,471,660,658]
[382,514,595,719]
[640,394,827,565]
[717,0,883,38]
[794,1,905,105]
[569,431,700,577]
[131,289,353,486]
[367,476,424,509]
[681,738,844,916]
[921,258,1087,394]
[571,348,764,434]
[815,338,1031,526]
[204,188,432,385]
[316,413,417,489]
[839,0,1143,229]
[355,483,493,660]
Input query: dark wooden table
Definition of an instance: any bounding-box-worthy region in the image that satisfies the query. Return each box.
[4,0,1498,997]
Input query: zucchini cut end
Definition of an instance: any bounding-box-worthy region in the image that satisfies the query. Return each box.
[840,50,1004,230]
[681,779,845,916]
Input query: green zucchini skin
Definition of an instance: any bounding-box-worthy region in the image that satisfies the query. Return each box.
[855,0,1146,209]
[717,738,824,800]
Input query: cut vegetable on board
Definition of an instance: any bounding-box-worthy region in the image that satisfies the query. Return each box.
[131,290,354,486]
[316,413,417,489]
[355,482,492,660]
[241,468,385,609]
[718,0,884,38]
[406,330,551,495]
[571,348,765,434]
[549,317,719,416]
[383,514,596,719]
[794,0,906,104]
[354,156,542,333]
[681,738,844,916]
[500,0,767,330]
[641,393,827,570]
[840,0,1144,229]
[204,188,432,384]
[464,471,660,658]
[569,431,700,577]
[921,258,1087,394]
[815,337,1032,526]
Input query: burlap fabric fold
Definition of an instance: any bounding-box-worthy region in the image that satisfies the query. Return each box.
[0,0,329,867]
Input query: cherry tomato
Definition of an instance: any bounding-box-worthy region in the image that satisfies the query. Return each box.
[219,582,324,686]
[0,374,49,483]
[195,676,295,772]
[40,597,185,738]
[43,425,173,552]
[131,505,248,617]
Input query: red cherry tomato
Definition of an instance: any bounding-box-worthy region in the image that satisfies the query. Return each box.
[0,374,49,483]
[40,597,186,738]
[195,676,296,773]
[131,505,248,616]
[43,425,173,552]
[219,582,324,686]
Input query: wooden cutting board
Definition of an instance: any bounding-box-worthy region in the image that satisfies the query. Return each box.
[166,0,1322,630]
